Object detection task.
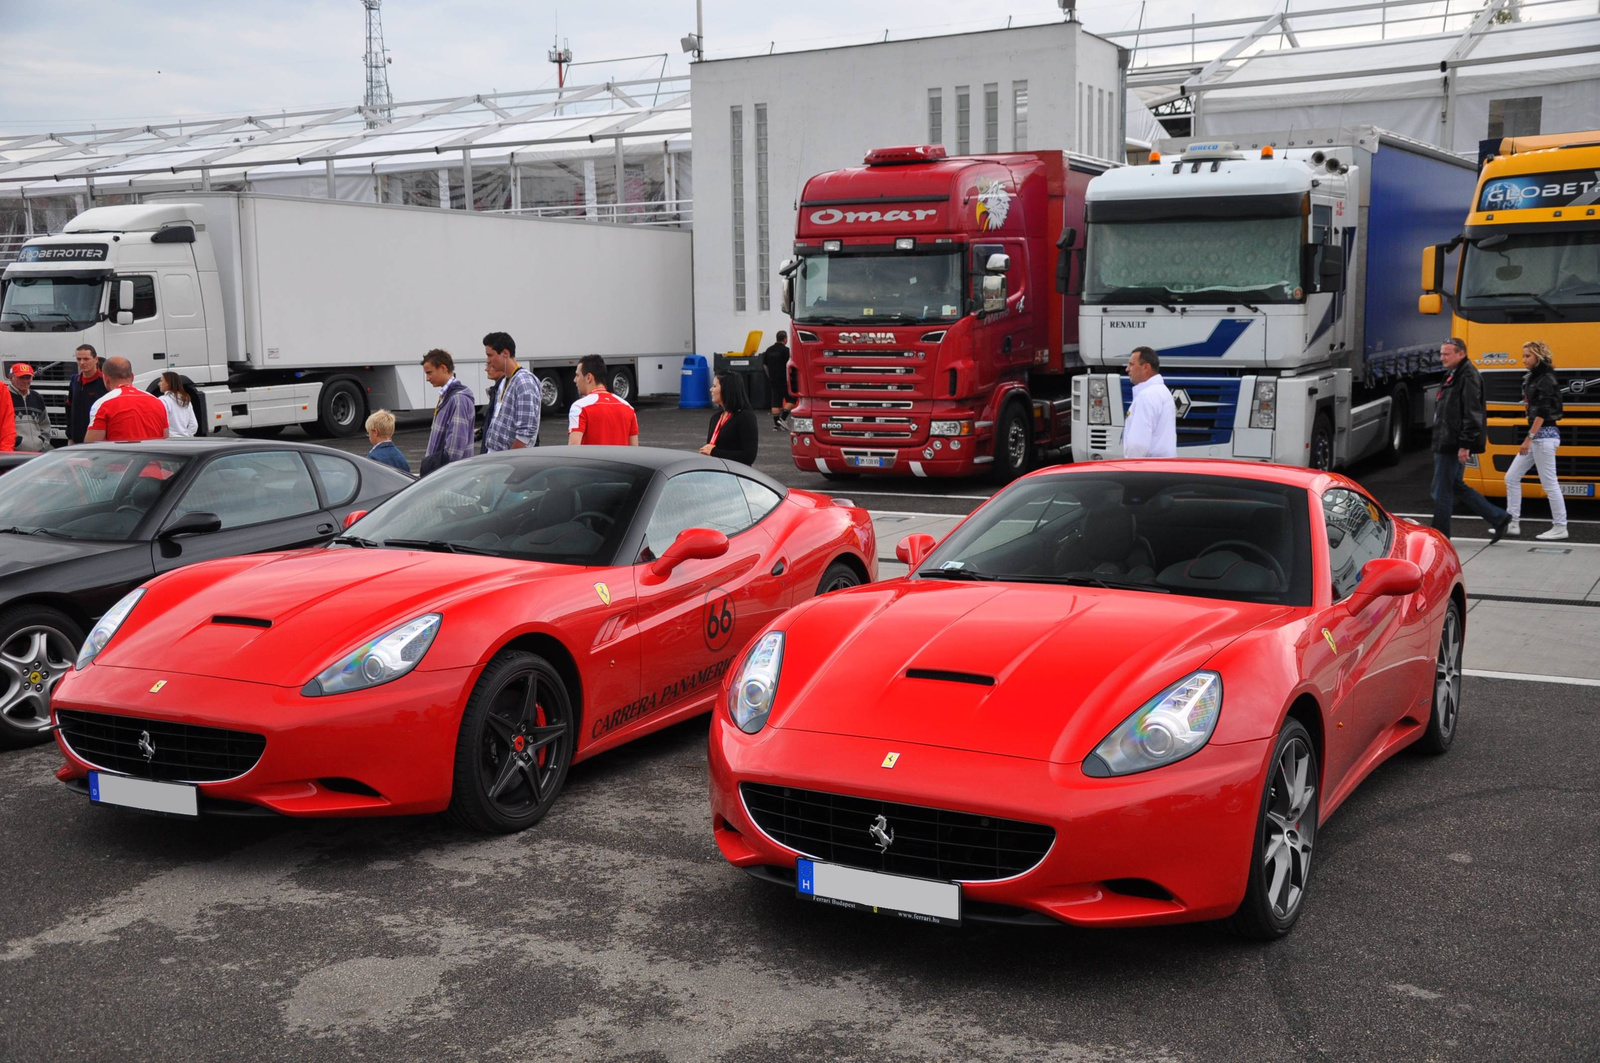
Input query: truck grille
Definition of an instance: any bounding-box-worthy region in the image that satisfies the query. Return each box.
[1489,424,1600,448]
[1121,377,1240,447]
[828,399,914,410]
[1492,454,1600,477]
[825,382,913,393]
[741,783,1055,883]
[825,364,916,376]
[823,349,922,360]
[821,414,917,440]
[1483,369,1600,407]
[31,361,75,384]
[56,709,266,784]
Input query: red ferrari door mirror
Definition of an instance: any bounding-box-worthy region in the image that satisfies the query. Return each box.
[1347,557,1423,611]
[896,533,937,569]
[649,527,730,578]
[343,510,368,530]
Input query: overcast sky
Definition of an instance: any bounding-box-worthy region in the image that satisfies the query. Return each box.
[0,1,1586,129]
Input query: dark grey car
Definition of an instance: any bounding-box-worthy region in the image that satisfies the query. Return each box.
[0,438,411,748]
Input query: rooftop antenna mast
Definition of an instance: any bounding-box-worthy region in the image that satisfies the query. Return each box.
[362,0,395,128]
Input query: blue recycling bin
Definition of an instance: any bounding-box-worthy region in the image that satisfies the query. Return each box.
[679,354,712,409]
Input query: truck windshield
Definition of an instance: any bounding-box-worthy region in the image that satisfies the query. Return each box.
[1085,217,1302,303]
[794,251,963,324]
[1459,230,1600,313]
[0,275,104,331]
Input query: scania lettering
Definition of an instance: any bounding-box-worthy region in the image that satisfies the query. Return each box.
[783,144,1106,481]
[1419,130,1600,501]
[0,194,690,439]
[1072,126,1476,470]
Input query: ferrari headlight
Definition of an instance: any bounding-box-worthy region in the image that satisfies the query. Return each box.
[788,416,814,434]
[76,588,145,670]
[303,614,441,697]
[728,632,784,734]
[1083,671,1222,777]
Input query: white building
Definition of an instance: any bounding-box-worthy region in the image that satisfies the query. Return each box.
[690,22,1126,360]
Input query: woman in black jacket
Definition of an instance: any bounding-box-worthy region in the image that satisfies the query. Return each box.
[1503,340,1567,540]
[700,372,759,466]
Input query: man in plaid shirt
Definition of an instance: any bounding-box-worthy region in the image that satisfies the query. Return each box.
[421,348,475,475]
[481,331,539,451]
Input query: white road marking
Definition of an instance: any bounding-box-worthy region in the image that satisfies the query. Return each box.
[1464,668,1600,688]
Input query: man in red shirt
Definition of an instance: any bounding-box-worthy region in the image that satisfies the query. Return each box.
[567,354,639,446]
[84,357,169,442]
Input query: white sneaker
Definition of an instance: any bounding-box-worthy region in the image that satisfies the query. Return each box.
[1536,526,1569,541]
[1505,520,1521,537]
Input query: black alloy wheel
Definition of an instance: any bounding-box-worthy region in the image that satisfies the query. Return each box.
[1416,599,1463,755]
[991,401,1033,483]
[1224,717,1319,939]
[0,606,83,750]
[448,650,575,833]
[816,560,863,596]
[1309,413,1335,472]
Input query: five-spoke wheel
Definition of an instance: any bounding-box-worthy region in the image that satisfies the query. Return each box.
[1418,599,1463,755]
[449,650,574,832]
[1226,717,1319,939]
[0,607,82,750]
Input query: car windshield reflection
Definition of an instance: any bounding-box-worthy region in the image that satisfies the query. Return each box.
[0,450,191,541]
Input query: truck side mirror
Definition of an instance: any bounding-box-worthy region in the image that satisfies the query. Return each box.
[1420,245,1441,294]
[115,278,135,326]
[985,252,1010,273]
[1058,226,1077,250]
[1318,254,1346,292]
[1418,293,1443,315]
[981,274,1006,313]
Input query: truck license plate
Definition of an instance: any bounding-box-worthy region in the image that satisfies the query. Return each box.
[1558,483,1594,497]
[796,858,961,925]
[847,455,887,468]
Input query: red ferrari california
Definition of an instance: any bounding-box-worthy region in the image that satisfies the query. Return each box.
[51,448,874,832]
[710,461,1465,938]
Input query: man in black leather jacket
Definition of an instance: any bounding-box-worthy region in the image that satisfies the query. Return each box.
[1431,337,1510,540]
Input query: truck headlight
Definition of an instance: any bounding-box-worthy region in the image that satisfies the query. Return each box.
[303,614,441,696]
[1088,377,1111,425]
[76,588,145,670]
[1082,671,1222,776]
[929,420,973,437]
[788,417,814,434]
[728,632,784,734]
[1249,379,1277,429]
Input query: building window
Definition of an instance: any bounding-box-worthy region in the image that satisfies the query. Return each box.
[1086,86,1095,158]
[1488,97,1542,139]
[1012,80,1029,151]
[984,83,999,153]
[928,89,943,146]
[956,86,970,155]
[730,106,745,313]
[755,103,770,312]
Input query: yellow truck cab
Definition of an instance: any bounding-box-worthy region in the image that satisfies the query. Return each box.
[1421,131,1600,502]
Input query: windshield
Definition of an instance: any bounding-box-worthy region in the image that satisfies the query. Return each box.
[1086,217,1302,303]
[0,275,104,331]
[918,471,1312,605]
[346,458,651,565]
[794,251,963,324]
[0,449,190,540]
[1459,230,1600,313]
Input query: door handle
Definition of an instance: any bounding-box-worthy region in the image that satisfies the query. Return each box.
[770,559,787,576]
[1002,336,1013,354]
[316,523,336,536]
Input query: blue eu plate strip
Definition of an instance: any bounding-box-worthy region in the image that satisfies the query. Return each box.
[797,859,815,895]
[88,771,100,801]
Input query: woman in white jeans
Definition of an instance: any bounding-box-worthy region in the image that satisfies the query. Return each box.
[1504,341,1567,541]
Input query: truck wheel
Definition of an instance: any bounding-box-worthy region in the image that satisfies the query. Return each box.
[535,370,571,413]
[1379,387,1410,466]
[607,367,635,403]
[1309,414,1335,472]
[990,401,1033,483]
[315,378,367,438]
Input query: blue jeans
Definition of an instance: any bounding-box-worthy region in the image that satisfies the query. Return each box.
[1431,451,1508,537]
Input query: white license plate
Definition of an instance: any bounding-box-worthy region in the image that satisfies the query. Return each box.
[847,455,887,468]
[88,771,198,816]
[796,858,961,925]
[1558,483,1595,497]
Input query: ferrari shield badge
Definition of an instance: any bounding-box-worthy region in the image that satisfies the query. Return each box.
[881,752,899,768]
[594,582,611,606]
[149,680,167,693]
[1322,628,1338,654]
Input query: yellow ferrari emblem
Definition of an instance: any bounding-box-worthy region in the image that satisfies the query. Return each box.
[1322,629,1337,654]
[149,680,167,693]
[881,752,900,768]
[594,582,611,606]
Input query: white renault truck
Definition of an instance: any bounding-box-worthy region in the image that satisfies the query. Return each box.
[1071,126,1476,469]
[0,194,692,439]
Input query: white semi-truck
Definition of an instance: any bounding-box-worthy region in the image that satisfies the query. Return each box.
[1071,126,1477,469]
[0,194,692,439]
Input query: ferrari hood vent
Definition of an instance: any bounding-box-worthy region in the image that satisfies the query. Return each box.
[905,668,994,687]
[211,615,273,629]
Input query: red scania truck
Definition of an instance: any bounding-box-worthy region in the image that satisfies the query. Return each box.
[781,145,1106,480]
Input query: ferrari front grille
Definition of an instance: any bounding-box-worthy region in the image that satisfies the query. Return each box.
[740,783,1055,883]
[56,709,266,784]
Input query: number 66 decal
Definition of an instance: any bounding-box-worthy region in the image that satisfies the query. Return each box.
[703,587,737,651]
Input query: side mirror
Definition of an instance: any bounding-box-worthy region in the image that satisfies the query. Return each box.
[115,311,134,326]
[981,274,1006,314]
[118,278,135,309]
[648,526,729,579]
[1420,244,1442,294]
[896,533,937,569]
[1418,293,1442,315]
[158,510,223,539]
[1058,226,1077,250]
[1345,557,1422,612]
[985,252,1010,273]
[1318,254,1346,292]
[342,510,368,530]
[781,274,795,317]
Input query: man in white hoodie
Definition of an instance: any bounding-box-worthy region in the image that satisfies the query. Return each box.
[1122,346,1177,459]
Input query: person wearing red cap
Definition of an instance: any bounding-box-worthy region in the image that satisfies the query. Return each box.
[7,363,49,451]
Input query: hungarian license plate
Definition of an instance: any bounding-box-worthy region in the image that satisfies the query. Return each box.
[88,771,198,816]
[796,858,961,925]
[847,455,887,468]
[1558,483,1595,497]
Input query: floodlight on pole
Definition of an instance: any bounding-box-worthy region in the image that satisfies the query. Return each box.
[682,0,704,60]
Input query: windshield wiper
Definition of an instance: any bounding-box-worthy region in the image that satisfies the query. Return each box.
[1016,574,1173,593]
[1473,291,1565,317]
[917,567,998,581]
[331,534,377,548]
[381,537,496,556]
